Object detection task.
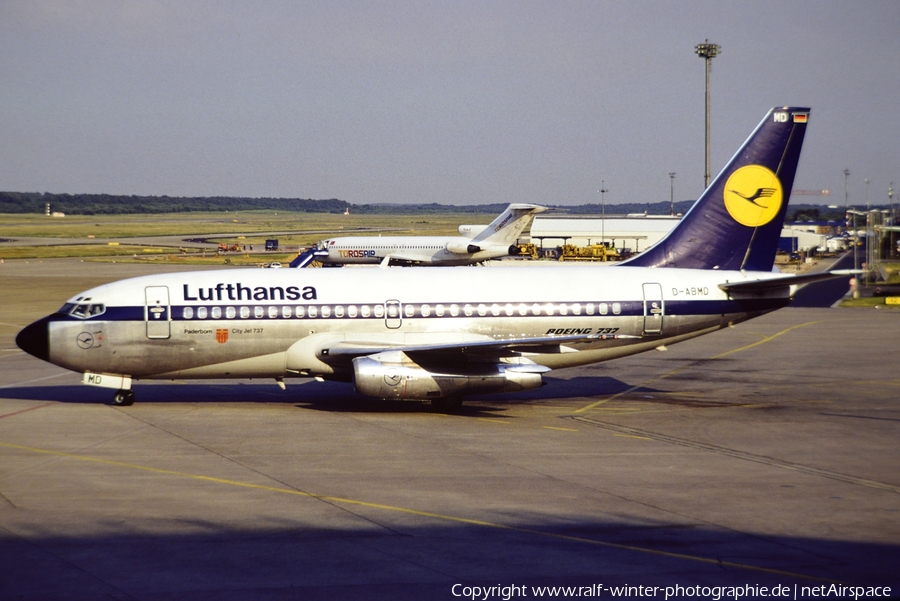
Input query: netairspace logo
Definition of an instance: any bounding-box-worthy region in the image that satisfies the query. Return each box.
[450,583,893,600]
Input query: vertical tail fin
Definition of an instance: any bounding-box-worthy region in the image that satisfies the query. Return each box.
[472,203,547,246]
[623,107,809,271]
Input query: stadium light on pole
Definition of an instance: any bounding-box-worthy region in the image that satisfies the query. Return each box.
[843,168,850,210]
[599,181,609,245]
[695,40,720,188]
[669,172,676,215]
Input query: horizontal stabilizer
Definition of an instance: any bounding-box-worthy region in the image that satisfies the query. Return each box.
[718,270,861,294]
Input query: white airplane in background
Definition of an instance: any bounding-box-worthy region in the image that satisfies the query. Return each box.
[18,107,854,412]
[298,203,545,267]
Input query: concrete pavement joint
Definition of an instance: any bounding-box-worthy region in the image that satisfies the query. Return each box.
[0,439,841,584]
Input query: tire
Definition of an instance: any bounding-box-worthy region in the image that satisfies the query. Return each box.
[112,389,135,406]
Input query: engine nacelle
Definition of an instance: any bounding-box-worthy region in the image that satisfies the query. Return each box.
[352,352,544,400]
[445,241,481,255]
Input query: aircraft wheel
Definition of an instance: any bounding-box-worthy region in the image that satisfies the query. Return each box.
[431,396,463,414]
[112,389,135,406]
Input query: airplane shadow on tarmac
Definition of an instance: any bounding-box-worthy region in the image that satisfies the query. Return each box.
[0,516,897,600]
[0,375,664,416]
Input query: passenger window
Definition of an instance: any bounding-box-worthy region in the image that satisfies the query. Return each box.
[612,302,622,315]
[211,307,222,319]
[373,305,384,318]
[361,305,371,318]
[183,307,194,319]
[241,306,250,319]
[335,305,345,318]
[268,306,278,319]
[254,306,264,319]
[347,305,357,318]
[198,306,208,319]
[295,306,305,318]
[226,307,236,319]
[599,303,609,315]
[321,305,331,318]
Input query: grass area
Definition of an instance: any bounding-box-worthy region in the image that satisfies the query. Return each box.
[0,211,488,260]
[0,210,483,240]
[0,245,190,260]
[85,253,297,266]
[838,296,900,309]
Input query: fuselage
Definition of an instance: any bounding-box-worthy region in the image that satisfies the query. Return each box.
[317,236,516,265]
[22,264,790,383]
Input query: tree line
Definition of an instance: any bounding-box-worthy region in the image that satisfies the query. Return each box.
[0,191,850,221]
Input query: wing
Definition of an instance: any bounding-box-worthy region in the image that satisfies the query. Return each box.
[320,332,639,364]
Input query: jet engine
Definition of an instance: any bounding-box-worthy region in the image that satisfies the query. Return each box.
[445,241,481,255]
[352,351,544,400]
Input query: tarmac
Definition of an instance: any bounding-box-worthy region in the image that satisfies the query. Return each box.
[0,258,898,600]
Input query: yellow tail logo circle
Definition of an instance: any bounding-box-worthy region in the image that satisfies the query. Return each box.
[723,165,783,227]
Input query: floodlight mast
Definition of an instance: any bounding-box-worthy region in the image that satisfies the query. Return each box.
[695,40,720,188]
[669,172,676,215]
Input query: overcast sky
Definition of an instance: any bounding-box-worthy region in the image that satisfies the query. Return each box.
[2,1,898,208]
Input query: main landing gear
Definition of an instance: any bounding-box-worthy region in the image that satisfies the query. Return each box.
[112,389,135,406]
[430,396,463,413]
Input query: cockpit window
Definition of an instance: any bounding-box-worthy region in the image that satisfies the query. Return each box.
[61,303,106,319]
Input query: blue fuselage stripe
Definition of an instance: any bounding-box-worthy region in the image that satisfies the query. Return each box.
[54,298,788,324]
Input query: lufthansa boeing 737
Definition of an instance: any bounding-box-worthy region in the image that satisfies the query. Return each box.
[17,107,852,411]
[306,203,545,266]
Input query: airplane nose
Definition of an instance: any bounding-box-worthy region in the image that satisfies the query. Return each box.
[16,317,51,362]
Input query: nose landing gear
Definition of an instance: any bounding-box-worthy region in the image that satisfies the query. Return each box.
[112,389,135,406]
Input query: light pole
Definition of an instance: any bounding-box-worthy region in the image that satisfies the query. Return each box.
[865,178,870,211]
[695,40,720,188]
[847,210,862,298]
[843,168,850,211]
[669,172,676,215]
[889,183,895,258]
[599,182,609,246]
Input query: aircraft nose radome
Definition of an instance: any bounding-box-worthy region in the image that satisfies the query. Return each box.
[16,317,50,362]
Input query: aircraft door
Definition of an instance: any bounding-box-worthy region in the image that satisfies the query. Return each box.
[642,283,664,335]
[145,286,171,339]
[384,300,402,329]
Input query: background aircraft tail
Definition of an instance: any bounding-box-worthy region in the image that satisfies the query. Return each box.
[472,203,546,246]
[623,107,809,272]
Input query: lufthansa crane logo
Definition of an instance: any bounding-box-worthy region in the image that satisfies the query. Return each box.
[723,165,783,227]
[76,332,95,349]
